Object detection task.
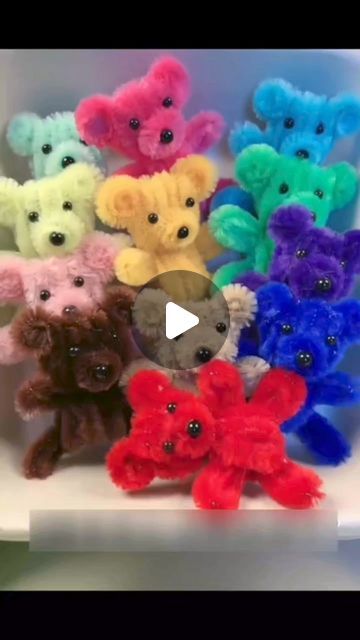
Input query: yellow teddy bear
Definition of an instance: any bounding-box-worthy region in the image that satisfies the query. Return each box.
[0,163,103,258]
[96,155,222,301]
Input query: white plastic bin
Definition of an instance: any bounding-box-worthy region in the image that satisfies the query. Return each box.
[0,49,359,544]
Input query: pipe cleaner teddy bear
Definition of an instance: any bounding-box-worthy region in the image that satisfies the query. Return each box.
[122,282,269,396]
[236,204,360,302]
[7,111,105,179]
[0,162,103,258]
[12,285,136,479]
[253,282,360,466]
[209,144,358,288]
[108,361,324,510]
[211,78,360,212]
[0,231,130,364]
[96,155,223,301]
[75,56,225,179]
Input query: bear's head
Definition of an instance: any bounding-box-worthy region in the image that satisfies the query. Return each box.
[0,163,103,258]
[7,111,104,179]
[76,57,195,163]
[230,78,360,164]
[96,155,217,252]
[268,205,360,301]
[12,285,135,393]
[256,282,360,380]
[0,231,127,316]
[235,144,358,227]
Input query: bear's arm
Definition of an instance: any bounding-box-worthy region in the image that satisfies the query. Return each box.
[185,112,225,153]
[209,205,260,252]
[195,223,226,261]
[15,376,63,420]
[229,122,271,156]
[310,371,360,406]
[114,248,158,287]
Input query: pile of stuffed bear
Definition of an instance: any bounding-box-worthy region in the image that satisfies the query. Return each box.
[1,55,360,512]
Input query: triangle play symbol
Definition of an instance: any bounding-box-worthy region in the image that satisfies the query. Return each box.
[165,302,199,340]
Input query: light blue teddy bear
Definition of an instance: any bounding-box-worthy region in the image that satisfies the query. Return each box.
[211,78,360,212]
[7,111,105,179]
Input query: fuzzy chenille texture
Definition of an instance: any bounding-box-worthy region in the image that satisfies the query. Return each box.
[75,57,225,179]
[0,162,104,258]
[108,360,323,510]
[236,204,360,301]
[0,231,130,364]
[12,286,136,479]
[96,155,223,301]
[7,111,105,179]
[209,144,358,287]
[253,282,360,466]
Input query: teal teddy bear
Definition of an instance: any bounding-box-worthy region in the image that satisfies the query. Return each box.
[209,144,358,288]
[7,111,105,179]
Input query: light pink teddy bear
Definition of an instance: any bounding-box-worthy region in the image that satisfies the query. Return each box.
[0,231,128,364]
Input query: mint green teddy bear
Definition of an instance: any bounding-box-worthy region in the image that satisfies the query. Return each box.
[209,144,359,288]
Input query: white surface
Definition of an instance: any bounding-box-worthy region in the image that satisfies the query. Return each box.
[165,302,199,339]
[0,49,360,545]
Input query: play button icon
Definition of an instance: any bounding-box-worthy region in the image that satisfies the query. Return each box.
[165,302,199,339]
[131,270,232,371]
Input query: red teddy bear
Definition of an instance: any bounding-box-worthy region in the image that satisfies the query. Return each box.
[75,56,226,179]
[107,361,324,510]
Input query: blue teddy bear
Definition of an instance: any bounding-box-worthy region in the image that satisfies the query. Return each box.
[247,282,360,466]
[211,78,360,212]
[7,111,105,179]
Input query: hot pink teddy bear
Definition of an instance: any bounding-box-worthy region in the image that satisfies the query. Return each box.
[75,56,227,182]
[0,231,125,365]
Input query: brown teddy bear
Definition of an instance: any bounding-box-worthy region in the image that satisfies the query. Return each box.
[96,155,224,301]
[11,286,136,479]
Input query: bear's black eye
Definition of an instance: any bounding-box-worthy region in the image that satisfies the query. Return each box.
[326,335,337,347]
[296,248,308,259]
[73,276,84,287]
[42,144,52,154]
[39,289,51,301]
[129,118,140,130]
[186,197,195,207]
[68,346,81,357]
[316,123,325,135]
[284,117,295,129]
[314,189,324,199]
[79,139,88,146]
[340,259,347,268]
[28,211,39,223]
[162,97,173,108]
[187,420,202,438]
[148,213,159,224]
[279,183,289,194]
[216,322,227,333]
[63,201,73,211]
[281,323,293,334]
[167,403,177,413]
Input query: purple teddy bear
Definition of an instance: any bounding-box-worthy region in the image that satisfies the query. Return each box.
[237,204,360,301]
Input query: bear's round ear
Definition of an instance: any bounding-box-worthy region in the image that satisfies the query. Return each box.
[235,144,279,194]
[77,231,118,281]
[127,369,172,412]
[171,154,218,202]
[60,162,104,198]
[253,78,293,121]
[256,282,295,322]
[0,178,21,229]
[75,95,114,148]
[343,230,360,271]
[331,162,358,210]
[96,175,141,230]
[11,308,53,352]
[132,288,169,338]
[197,359,245,414]
[0,256,25,303]
[148,57,191,106]
[103,284,136,326]
[269,205,314,245]
[7,112,40,157]
[332,94,360,138]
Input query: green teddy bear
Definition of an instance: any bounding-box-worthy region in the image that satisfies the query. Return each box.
[209,144,359,287]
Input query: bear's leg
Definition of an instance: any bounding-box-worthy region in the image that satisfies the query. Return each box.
[296,412,351,466]
[22,416,63,479]
[258,462,324,509]
[192,460,246,509]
